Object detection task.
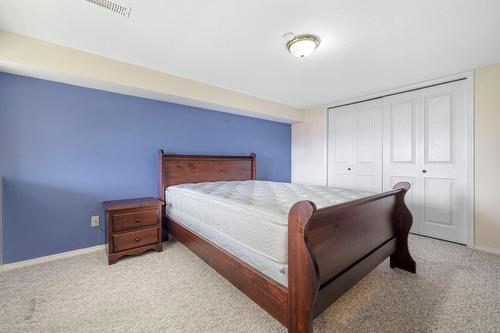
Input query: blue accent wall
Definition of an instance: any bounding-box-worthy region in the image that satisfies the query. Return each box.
[0,72,291,264]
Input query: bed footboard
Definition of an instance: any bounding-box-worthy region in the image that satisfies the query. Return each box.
[287,182,416,333]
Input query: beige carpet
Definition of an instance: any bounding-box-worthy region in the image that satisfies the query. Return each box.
[1,235,499,333]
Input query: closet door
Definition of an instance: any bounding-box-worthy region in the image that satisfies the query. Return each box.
[328,106,352,188]
[383,91,423,234]
[419,81,469,243]
[328,100,383,192]
[383,80,469,243]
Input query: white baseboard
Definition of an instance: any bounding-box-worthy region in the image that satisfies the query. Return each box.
[474,245,500,255]
[0,244,105,272]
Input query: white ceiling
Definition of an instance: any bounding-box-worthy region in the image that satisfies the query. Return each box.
[1,0,500,109]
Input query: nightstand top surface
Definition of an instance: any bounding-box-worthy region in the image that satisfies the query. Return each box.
[103,197,163,211]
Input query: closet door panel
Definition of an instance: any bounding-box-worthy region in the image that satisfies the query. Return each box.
[328,100,383,192]
[328,107,352,188]
[355,108,376,163]
[332,109,351,163]
[423,178,454,226]
[352,100,383,192]
[425,94,453,163]
[419,81,468,243]
[390,101,417,164]
[383,91,423,234]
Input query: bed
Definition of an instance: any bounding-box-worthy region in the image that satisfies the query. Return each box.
[159,150,416,333]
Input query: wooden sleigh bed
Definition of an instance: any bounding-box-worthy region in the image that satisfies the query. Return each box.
[158,150,416,333]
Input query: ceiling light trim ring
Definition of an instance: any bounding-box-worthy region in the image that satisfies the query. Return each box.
[286,34,321,58]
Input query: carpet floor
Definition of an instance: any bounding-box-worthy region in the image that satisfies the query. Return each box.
[1,235,499,333]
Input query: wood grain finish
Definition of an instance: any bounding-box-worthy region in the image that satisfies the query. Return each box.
[390,182,417,273]
[308,191,399,286]
[168,218,289,326]
[103,197,164,211]
[288,201,318,333]
[158,150,256,201]
[113,227,160,252]
[313,238,397,316]
[287,182,416,332]
[103,197,163,265]
[158,151,416,333]
[113,209,159,232]
[108,243,162,265]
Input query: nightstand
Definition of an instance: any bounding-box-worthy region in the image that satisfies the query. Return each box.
[103,197,163,265]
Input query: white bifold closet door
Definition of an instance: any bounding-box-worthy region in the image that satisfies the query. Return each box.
[328,79,470,244]
[383,80,469,244]
[328,99,383,192]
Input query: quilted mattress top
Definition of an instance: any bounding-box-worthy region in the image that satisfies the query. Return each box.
[167,180,373,225]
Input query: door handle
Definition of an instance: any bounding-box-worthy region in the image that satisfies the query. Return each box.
[347,168,351,171]
[422,170,427,173]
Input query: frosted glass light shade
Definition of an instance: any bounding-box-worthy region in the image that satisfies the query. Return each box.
[286,34,320,58]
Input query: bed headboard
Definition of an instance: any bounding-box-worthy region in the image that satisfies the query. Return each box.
[158,150,256,201]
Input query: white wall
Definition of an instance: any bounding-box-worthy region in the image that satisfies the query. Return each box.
[475,63,500,253]
[291,107,328,185]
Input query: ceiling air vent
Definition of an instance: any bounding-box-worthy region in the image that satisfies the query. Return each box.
[84,0,131,17]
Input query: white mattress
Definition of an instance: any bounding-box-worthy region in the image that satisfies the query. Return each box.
[165,180,373,287]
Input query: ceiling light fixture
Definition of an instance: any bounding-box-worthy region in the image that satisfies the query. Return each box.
[286,34,321,58]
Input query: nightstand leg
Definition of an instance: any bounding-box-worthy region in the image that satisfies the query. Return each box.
[108,254,119,265]
[156,242,163,252]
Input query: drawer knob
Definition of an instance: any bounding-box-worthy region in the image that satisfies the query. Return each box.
[135,237,140,242]
[135,218,141,223]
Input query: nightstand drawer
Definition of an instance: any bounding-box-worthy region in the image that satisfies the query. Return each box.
[113,227,159,252]
[113,209,159,232]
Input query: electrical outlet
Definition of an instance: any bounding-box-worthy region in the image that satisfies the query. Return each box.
[91,216,100,228]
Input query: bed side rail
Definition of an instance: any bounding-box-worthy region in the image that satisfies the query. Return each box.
[287,182,415,333]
